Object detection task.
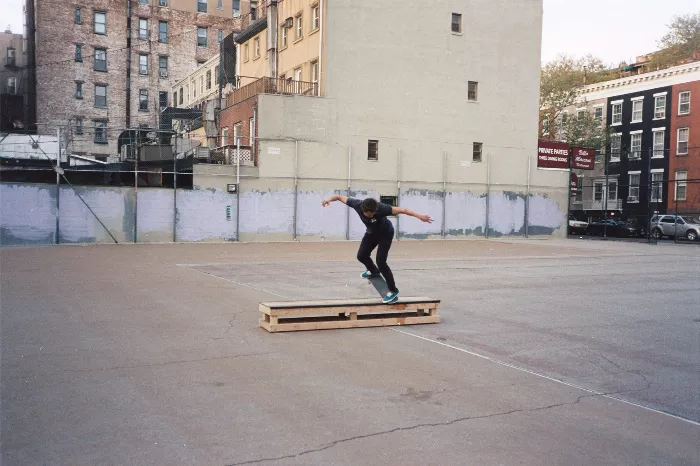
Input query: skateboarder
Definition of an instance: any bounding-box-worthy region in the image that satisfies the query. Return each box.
[321,195,433,303]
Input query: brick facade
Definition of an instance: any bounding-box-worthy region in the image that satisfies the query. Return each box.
[33,0,240,157]
[669,81,700,215]
[219,96,257,161]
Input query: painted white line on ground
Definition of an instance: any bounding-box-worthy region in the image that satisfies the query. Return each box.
[180,265,291,299]
[390,328,700,427]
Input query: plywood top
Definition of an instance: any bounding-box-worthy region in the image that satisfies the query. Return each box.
[260,297,440,309]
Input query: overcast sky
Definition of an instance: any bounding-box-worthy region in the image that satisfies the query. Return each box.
[0,0,698,66]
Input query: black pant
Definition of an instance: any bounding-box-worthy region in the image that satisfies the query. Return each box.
[357,233,397,293]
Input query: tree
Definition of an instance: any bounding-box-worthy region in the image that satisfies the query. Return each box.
[539,55,607,139]
[559,111,611,152]
[650,12,700,69]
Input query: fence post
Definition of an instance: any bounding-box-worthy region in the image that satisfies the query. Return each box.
[346,146,351,240]
[525,153,531,238]
[236,136,241,241]
[442,150,447,238]
[293,139,298,241]
[485,153,490,238]
[173,133,177,242]
[396,149,401,240]
[55,127,60,244]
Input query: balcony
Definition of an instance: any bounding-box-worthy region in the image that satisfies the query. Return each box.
[227,77,319,106]
[573,199,623,211]
[211,144,255,166]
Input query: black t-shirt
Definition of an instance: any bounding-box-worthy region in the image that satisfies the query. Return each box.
[347,198,394,236]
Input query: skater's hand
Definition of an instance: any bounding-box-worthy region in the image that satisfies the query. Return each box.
[419,215,433,223]
[321,199,331,207]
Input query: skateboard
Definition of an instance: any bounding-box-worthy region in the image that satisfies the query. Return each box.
[367,275,394,301]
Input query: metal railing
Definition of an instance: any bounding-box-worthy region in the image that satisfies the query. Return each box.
[210,144,255,166]
[227,77,319,106]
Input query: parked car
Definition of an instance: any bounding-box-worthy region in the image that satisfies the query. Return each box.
[568,215,588,235]
[585,218,646,238]
[649,215,700,241]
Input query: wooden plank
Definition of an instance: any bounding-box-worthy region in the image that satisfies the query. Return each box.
[260,297,440,309]
[259,300,441,317]
[260,314,440,333]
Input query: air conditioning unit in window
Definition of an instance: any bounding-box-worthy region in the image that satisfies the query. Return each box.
[158,0,167,5]
[284,17,293,28]
[159,70,168,78]
[627,196,638,202]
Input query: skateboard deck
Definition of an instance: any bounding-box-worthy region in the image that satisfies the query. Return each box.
[368,275,391,299]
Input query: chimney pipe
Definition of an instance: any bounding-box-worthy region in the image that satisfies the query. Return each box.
[267,0,278,78]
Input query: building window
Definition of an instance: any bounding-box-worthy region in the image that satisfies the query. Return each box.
[631,98,643,123]
[610,134,621,161]
[218,29,223,42]
[594,182,604,202]
[244,44,249,61]
[159,0,168,6]
[281,25,288,48]
[651,172,663,202]
[630,132,642,160]
[233,0,240,17]
[595,148,603,164]
[197,0,207,13]
[139,54,148,75]
[94,84,107,108]
[179,87,183,104]
[542,115,550,136]
[140,0,148,4]
[94,48,107,72]
[197,27,208,47]
[75,44,82,62]
[577,109,585,119]
[233,122,242,143]
[311,60,318,84]
[206,70,212,89]
[94,121,108,143]
[451,13,462,33]
[185,84,189,101]
[250,0,258,20]
[159,21,168,42]
[94,12,107,35]
[368,139,378,161]
[379,195,398,207]
[217,0,222,9]
[6,47,15,66]
[677,127,689,155]
[75,8,82,24]
[312,5,319,30]
[294,67,302,81]
[628,173,640,201]
[5,77,16,94]
[200,76,204,94]
[652,129,665,158]
[221,127,229,146]
[139,18,148,40]
[611,102,622,125]
[249,117,255,144]
[675,170,687,201]
[139,89,149,111]
[573,175,583,202]
[679,91,691,115]
[654,95,666,119]
[254,37,260,58]
[608,181,618,201]
[468,81,478,101]
[75,117,83,134]
[159,56,168,77]
[594,106,603,123]
[473,142,483,162]
[214,65,219,85]
[75,81,83,99]
[296,14,303,39]
[173,90,177,107]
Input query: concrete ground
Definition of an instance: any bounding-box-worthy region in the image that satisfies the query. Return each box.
[1,239,699,465]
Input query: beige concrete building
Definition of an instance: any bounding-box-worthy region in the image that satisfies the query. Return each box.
[200,0,569,242]
[26,0,244,158]
[0,28,29,131]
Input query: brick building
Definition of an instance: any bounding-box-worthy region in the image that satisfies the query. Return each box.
[0,28,29,131]
[26,0,245,158]
[669,80,700,216]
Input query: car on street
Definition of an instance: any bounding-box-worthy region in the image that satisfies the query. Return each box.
[649,215,700,241]
[568,215,588,235]
[585,218,647,238]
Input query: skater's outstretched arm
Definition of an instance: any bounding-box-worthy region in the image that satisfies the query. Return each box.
[321,194,349,207]
[392,207,433,223]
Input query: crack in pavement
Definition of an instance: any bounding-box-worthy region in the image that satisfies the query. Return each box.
[599,354,653,393]
[225,391,615,466]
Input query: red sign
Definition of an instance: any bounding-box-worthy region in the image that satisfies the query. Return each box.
[537,140,570,169]
[570,172,578,190]
[571,147,595,170]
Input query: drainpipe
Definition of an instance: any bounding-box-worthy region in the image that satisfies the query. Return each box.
[317,0,323,95]
[267,0,278,79]
[125,0,132,129]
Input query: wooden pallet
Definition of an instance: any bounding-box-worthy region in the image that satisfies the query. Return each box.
[259,297,440,332]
